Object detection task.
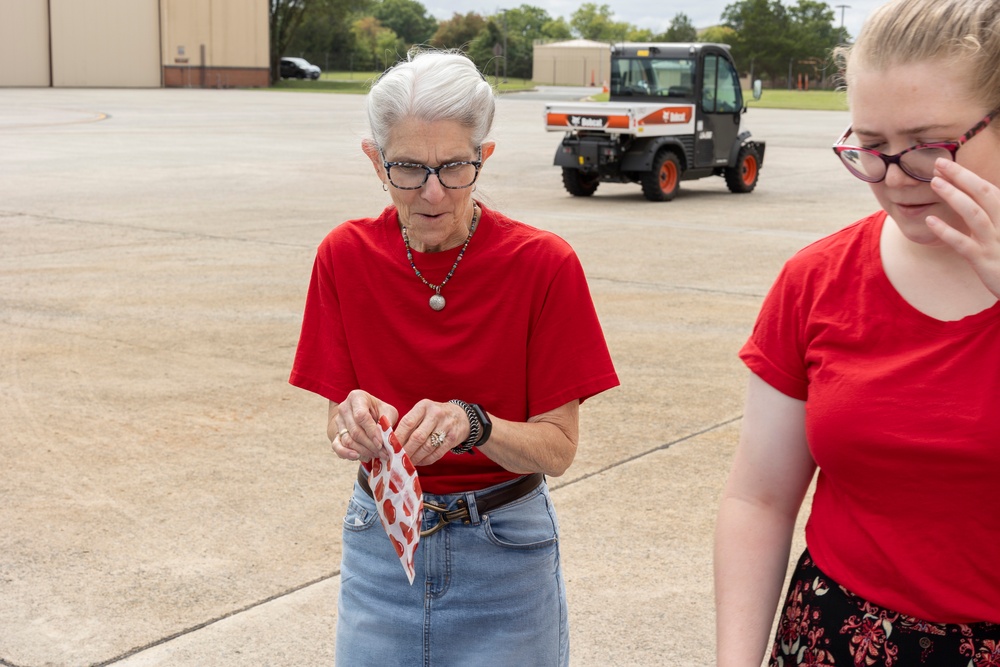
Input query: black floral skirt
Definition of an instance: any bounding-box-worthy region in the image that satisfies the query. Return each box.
[769,550,1000,666]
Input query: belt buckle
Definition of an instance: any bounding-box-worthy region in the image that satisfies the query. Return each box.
[420,498,471,537]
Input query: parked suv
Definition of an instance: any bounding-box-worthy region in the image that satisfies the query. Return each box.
[280,57,321,80]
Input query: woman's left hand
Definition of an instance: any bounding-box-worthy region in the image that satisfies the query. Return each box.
[928,157,1000,298]
[393,399,470,467]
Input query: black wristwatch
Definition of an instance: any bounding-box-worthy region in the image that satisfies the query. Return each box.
[449,400,492,454]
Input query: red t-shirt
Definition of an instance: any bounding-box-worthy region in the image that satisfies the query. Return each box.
[290,203,619,494]
[741,211,1000,624]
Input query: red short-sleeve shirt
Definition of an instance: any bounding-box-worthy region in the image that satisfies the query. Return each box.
[741,211,1000,624]
[290,203,619,493]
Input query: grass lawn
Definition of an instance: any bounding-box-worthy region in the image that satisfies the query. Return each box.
[581,88,846,111]
[746,88,848,111]
[266,73,847,111]
[268,71,535,94]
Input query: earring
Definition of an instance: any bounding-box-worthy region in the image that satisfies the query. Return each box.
[382,182,387,191]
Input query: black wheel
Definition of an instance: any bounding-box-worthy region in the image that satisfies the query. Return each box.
[562,168,600,197]
[640,151,681,201]
[725,144,761,193]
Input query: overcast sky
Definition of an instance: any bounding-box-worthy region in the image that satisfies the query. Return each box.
[422,1,889,42]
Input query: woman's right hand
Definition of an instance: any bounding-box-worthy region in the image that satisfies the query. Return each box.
[327,390,399,462]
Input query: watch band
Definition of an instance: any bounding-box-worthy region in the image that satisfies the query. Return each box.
[449,399,491,454]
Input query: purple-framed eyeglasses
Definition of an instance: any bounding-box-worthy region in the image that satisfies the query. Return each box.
[832,108,998,183]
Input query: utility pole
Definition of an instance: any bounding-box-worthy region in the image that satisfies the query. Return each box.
[835,4,850,30]
[502,10,508,83]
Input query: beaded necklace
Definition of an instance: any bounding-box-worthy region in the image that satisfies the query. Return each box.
[401,203,480,311]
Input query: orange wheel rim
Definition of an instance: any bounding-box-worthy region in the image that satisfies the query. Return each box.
[742,157,758,185]
[660,162,678,191]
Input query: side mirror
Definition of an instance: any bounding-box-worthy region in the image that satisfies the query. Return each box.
[752,79,763,100]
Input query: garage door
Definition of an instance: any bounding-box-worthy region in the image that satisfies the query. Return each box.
[50,0,160,87]
[0,0,51,86]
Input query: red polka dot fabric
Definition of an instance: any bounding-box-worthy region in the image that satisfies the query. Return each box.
[369,415,423,584]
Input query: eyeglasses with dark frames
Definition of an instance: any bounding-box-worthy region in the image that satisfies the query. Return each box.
[381,147,483,190]
[832,108,998,183]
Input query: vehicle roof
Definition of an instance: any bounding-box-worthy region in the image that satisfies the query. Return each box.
[610,42,731,58]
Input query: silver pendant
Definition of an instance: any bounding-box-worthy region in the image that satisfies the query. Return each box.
[429,293,446,311]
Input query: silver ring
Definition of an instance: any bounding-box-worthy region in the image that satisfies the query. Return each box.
[428,431,445,448]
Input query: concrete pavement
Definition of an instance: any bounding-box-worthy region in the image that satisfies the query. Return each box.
[0,87,874,666]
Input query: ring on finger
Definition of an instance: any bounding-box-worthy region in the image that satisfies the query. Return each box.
[336,429,349,442]
[428,431,446,448]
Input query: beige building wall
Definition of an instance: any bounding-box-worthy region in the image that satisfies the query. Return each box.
[161,0,268,87]
[0,0,267,88]
[532,40,610,87]
[0,0,51,86]
[50,0,161,87]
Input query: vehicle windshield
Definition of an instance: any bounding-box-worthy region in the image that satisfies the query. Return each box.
[610,57,695,98]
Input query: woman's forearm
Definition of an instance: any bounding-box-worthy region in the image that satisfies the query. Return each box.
[714,495,798,667]
[476,404,579,477]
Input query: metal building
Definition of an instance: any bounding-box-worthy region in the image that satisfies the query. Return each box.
[532,39,611,87]
[0,0,269,88]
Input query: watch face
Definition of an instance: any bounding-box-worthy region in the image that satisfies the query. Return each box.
[470,404,492,444]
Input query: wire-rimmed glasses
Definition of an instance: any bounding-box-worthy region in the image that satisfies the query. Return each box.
[382,147,482,190]
[832,109,998,183]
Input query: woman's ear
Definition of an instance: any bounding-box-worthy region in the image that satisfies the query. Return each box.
[480,141,497,163]
[361,139,386,182]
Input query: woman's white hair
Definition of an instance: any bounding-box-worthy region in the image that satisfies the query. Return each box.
[365,48,496,152]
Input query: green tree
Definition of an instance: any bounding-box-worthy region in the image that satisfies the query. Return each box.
[469,6,563,81]
[270,0,313,83]
[429,12,486,49]
[285,0,374,72]
[541,17,573,40]
[788,0,843,85]
[467,20,505,76]
[371,0,437,45]
[570,3,631,41]
[352,15,405,71]
[698,25,738,45]
[628,28,656,41]
[661,12,698,42]
[722,0,793,82]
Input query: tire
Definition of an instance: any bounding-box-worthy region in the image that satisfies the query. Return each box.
[725,144,761,193]
[562,168,600,197]
[641,151,681,201]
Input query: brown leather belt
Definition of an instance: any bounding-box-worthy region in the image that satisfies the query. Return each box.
[356,466,545,536]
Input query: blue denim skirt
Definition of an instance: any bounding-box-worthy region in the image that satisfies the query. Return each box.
[336,475,569,667]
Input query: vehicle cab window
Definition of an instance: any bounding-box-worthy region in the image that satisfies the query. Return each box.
[702,54,743,113]
[611,56,695,98]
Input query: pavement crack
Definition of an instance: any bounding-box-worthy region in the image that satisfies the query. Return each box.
[588,276,766,298]
[94,570,341,666]
[549,415,743,493]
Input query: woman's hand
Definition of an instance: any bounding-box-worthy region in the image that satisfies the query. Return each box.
[393,399,470,467]
[327,391,399,462]
[928,157,1000,298]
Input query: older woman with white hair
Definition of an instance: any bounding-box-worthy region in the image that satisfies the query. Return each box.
[289,49,619,666]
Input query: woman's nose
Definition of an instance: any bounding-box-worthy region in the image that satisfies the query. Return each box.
[419,173,448,200]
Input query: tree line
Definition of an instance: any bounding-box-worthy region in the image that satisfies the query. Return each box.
[271,0,851,86]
